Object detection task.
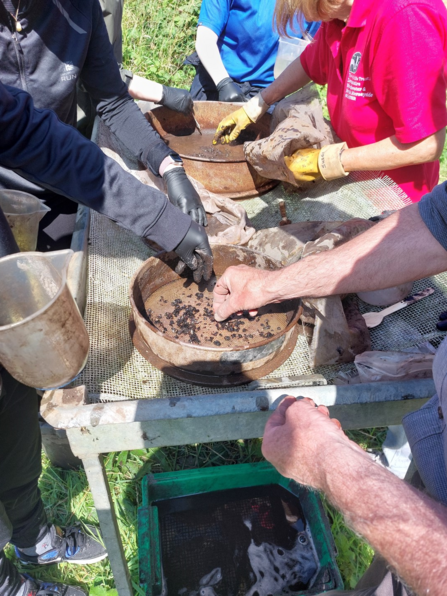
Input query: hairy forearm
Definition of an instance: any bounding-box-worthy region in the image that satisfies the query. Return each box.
[267,204,447,301]
[127,75,163,102]
[261,57,311,106]
[318,441,447,596]
[196,26,229,85]
[342,130,446,173]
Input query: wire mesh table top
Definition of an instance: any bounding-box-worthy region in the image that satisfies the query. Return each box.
[74,168,447,403]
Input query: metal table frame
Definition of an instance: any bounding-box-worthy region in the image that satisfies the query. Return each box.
[41,204,436,596]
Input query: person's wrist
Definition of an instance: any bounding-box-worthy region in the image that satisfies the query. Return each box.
[316,436,372,493]
[257,268,287,304]
[159,155,183,177]
[267,268,301,302]
[243,92,270,122]
[340,147,353,172]
[318,142,349,181]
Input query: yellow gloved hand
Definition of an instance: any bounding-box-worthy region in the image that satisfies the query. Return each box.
[213,108,253,145]
[284,148,322,183]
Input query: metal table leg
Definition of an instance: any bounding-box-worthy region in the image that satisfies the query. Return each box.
[82,454,134,596]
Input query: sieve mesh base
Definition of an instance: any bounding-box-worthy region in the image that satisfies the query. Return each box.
[75,173,447,402]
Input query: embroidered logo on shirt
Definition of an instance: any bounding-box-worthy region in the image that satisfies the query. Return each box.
[345,51,373,102]
[349,52,362,73]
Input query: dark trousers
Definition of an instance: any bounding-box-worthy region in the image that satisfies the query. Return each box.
[0,370,48,596]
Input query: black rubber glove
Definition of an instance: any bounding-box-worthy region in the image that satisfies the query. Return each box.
[216,77,246,103]
[437,311,447,331]
[163,167,207,226]
[174,221,213,283]
[160,86,194,114]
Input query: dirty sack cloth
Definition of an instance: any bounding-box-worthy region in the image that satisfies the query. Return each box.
[244,84,335,187]
[247,218,373,367]
[247,220,344,266]
[98,125,255,247]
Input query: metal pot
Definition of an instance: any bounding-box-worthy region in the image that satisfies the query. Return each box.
[145,102,278,199]
[129,245,301,387]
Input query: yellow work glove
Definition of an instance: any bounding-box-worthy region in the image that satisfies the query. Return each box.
[284,148,321,183]
[213,93,270,145]
[285,142,349,183]
[213,107,253,145]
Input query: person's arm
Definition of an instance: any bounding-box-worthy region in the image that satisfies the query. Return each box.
[126,76,164,102]
[286,128,446,185]
[262,397,447,596]
[261,56,311,106]
[341,130,446,173]
[0,82,214,278]
[126,75,194,115]
[213,200,447,320]
[213,56,311,143]
[195,25,229,86]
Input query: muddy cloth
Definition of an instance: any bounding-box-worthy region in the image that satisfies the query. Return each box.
[247,219,373,367]
[244,85,335,187]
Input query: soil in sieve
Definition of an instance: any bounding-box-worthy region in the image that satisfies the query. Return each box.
[144,278,293,348]
[163,129,260,162]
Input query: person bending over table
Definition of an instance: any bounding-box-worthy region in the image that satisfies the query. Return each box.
[0,0,205,252]
[187,0,320,103]
[214,0,447,202]
[213,182,447,595]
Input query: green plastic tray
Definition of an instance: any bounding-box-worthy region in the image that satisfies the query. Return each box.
[138,461,343,596]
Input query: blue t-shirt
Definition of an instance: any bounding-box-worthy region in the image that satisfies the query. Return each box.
[198,0,320,87]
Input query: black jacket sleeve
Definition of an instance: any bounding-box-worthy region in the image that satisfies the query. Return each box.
[0,83,190,250]
[78,0,174,176]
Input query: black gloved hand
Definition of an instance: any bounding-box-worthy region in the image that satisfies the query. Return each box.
[160,86,194,114]
[174,220,213,283]
[163,167,207,227]
[437,311,447,331]
[216,77,246,103]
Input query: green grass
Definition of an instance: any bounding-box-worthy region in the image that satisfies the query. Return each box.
[122,0,201,88]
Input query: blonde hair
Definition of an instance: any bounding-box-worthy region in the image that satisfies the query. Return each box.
[275,0,340,36]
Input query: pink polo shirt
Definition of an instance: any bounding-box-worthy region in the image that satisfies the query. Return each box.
[300,0,447,202]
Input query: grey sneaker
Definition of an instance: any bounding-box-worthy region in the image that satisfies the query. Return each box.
[16,524,107,565]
